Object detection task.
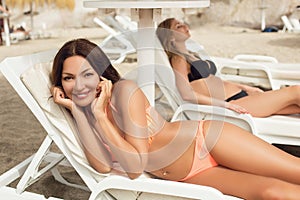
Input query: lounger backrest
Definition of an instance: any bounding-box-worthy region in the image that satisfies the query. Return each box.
[154,38,185,112]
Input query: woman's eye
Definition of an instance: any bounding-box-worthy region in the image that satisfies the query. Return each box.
[176,23,186,29]
[84,72,94,78]
[63,76,73,81]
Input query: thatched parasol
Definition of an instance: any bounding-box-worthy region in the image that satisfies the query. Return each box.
[5,0,75,30]
[5,0,75,10]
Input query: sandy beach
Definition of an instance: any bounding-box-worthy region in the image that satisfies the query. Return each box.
[0,21,300,199]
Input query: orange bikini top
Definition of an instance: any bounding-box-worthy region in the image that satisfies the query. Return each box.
[109,102,155,146]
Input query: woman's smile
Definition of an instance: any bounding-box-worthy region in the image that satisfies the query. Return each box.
[73,90,91,99]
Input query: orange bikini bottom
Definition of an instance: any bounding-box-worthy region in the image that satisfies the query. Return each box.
[179,121,218,181]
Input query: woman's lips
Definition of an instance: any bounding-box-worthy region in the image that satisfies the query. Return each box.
[73,91,90,99]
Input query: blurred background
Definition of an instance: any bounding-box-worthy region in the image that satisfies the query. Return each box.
[2,0,300,36]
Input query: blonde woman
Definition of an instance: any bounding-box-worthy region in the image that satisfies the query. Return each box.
[156,18,300,117]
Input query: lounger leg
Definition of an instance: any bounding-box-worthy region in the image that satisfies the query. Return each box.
[51,167,90,191]
[16,135,64,194]
[0,155,34,187]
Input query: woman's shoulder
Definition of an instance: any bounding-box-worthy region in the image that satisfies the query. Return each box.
[114,79,138,90]
[170,55,189,75]
[170,54,188,69]
[111,79,148,110]
[113,79,143,99]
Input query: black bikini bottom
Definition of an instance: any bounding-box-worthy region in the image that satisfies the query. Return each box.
[225,90,248,102]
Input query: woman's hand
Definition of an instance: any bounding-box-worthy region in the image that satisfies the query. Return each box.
[91,77,113,120]
[224,102,249,114]
[50,86,74,111]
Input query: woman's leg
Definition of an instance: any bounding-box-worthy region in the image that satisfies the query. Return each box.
[233,85,300,117]
[184,166,300,200]
[203,121,300,184]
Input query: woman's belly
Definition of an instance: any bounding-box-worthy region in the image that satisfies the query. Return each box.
[146,120,199,181]
[191,76,242,100]
[148,144,195,181]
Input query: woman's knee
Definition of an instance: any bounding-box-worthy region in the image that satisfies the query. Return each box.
[257,180,293,200]
[288,85,300,96]
[260,187,280,200]
[289,85,300,103]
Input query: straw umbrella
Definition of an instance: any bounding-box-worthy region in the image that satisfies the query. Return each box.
[5,0,75,30]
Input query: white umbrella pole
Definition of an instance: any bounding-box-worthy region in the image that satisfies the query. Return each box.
[260,0,267,31]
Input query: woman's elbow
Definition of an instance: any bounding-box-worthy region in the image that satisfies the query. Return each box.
[93,163,112,174]
[180,93,197,103]
[127,172,143,180]
[87,155,112,173]
[181,94,191,101]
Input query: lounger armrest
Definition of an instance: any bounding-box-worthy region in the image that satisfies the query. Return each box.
[212,57,275,89]
[171,103,257,134]
[213,57,273,74]
[233,54,278,63]
[91,175,225,200]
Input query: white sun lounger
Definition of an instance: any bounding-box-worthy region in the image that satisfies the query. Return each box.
[114,15,138,31]
[154,38,300,147]
[0,50,241,200]
[232,54,300,89]
[93,16,136,64]
[281,15,300,32]
[212,54,300,90]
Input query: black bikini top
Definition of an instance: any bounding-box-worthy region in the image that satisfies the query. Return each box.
[188,60,217,82]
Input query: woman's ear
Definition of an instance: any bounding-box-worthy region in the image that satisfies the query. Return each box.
[96,82,101,97]
[170,38,176,46]
[96,82,101,91]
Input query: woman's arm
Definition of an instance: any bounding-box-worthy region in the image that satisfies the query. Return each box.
[72,106,113,173]
[92,79,149,179]
[51,86,113,173]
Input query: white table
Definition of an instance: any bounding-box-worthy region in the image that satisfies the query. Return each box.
[84,0,210,105]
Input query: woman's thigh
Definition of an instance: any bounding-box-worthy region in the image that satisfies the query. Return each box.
[232,88,300,117]
[183,166,300,200]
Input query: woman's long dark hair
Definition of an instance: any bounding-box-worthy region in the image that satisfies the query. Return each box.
[52,38,121,88]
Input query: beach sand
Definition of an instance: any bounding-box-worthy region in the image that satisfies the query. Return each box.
[0,23,300,199]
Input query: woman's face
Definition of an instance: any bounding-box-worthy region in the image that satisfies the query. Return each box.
[170,19,191,41]
[61,55,100,107]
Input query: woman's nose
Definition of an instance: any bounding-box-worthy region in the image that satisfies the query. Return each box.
[74,77,84,91]
[183,24,189,30]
